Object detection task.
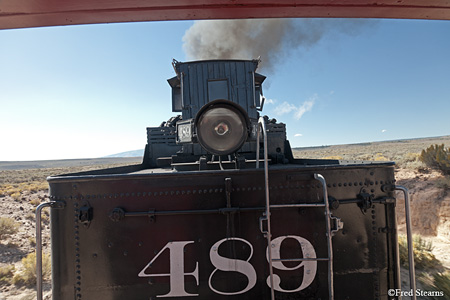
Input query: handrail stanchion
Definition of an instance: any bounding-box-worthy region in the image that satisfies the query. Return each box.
[36,201,65,300]
[396,185,416,300]
[314,174,335,300]
[256,116,275,300]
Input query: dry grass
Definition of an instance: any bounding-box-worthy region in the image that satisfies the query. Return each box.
[0,181,49,199]
[0,162,137,208]
[12,252,51,286]
[0,265,15,285]
[398,235,450,297]
[0,160,140,186]
[398,234,440,270]
[0,217,20,239]
[293,135,450,172]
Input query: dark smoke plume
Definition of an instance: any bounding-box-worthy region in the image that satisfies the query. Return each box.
[183,19,372,72]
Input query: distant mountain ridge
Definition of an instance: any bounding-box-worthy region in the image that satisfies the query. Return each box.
[104,149,144,158]
[0,157,142,171]
[292,135,450,151]
[105,136,450,157]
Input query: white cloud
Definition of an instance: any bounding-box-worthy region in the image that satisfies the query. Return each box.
[381,129,387,133]
[274,102,297,115]
[294,133,303,137]
[264,98,276,105]
[294,100,314,120]
[273,94,317,120]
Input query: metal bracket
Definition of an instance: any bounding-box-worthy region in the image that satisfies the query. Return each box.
[358,190,374,214]
[78,203,93,226]
[378,226,395,234]
[234,155,246,169]
[259,213,269,237]
[328,196,340,210]
[109,207,156,222]
[109,207,125,222]
[199,156,207,170]
[330,216,344,236]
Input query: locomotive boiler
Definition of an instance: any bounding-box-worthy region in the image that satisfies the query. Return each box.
[38,59,415,300]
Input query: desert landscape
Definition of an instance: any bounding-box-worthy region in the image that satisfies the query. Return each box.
[1,136,450,299]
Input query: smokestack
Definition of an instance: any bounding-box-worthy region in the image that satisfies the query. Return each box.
[183,19,372,72]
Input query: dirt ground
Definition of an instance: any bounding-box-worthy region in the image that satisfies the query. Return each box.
[395,168,450,268]
[0,144,449,299]
[0,189,52,300]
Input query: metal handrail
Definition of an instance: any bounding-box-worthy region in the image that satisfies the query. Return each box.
[396,185,416,300]
[315,174,335,300]
[36,201,65,300]
[256,118,337,300]
[256,116,275,300]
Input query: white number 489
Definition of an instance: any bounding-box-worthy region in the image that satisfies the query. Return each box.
[138,235,317,297]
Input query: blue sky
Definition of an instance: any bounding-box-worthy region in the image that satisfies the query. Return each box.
[1,18,449,161]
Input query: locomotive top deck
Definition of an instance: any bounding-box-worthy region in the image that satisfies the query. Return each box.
[47,158,395,182]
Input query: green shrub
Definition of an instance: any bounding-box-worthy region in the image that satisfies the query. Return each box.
[430,272,450,299]
[422,272,450,300]
[420,144,450,175]
[12,252,51,286]
[0,217,20,239]
[395,152,427,170]
[398,234,439,269]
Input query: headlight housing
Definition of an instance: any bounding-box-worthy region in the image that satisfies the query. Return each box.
[195,100,250,156]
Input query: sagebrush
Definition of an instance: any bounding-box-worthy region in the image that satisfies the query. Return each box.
[420,144,450,175]
[0,217,20,239]
[12,252,51,286]
[398,234,439,269]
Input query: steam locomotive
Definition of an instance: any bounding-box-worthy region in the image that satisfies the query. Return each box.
[40,59,412,300]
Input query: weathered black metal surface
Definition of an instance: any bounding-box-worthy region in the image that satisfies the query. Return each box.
[172,60,261,120]
[146,60,289,165]
[48,161,399,300]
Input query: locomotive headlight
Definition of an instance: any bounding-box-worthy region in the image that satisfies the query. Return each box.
[195,101,249,156]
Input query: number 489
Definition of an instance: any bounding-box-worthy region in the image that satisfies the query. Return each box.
[138,235,317,297]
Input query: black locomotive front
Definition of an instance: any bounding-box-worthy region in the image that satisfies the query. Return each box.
[45,59,401,300]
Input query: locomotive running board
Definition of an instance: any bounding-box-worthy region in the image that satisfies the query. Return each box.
[256,117,342,300]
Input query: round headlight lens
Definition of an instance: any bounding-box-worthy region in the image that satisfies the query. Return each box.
[196,105,248,156]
